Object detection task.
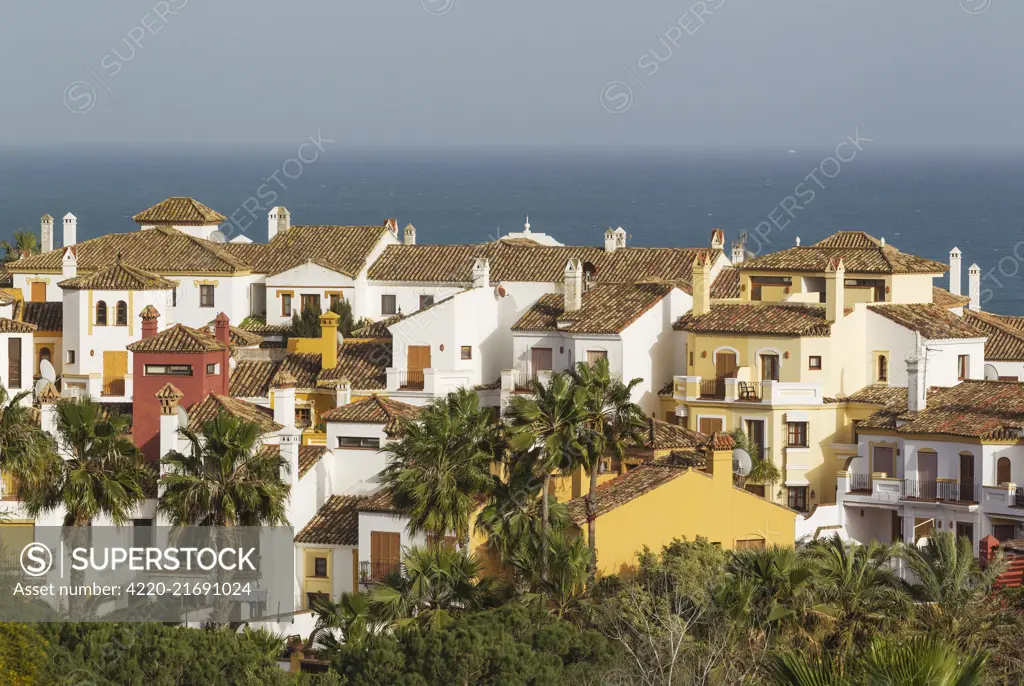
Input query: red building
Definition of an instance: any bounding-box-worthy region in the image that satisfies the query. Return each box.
[128,306,231,461]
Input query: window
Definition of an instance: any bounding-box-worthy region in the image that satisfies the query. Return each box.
[958,354,969,381]
[115,301,128,326]
[337,436,381,450]
[689,351,694,367]
[199,285,215,308]
[306,592,329,609]
[300,294,319,313]
[172,288,177,307]
[998,457,1012,485]
[760,353,779,381]
[877,355,888,382]
[38,347,51,375]
[66,350,76,364]
[313,557,328,578]
[419,295,434,309]
[329,293,342,310]
[295,408,312,429]
[735,538,766,550]
[8,338,22,390]
[851,419,862,445]
[144,364,194,376]
[281,293,292,317]
[132,519,154,548]
[587,350,608,364]
[461,346,472,360]
[787,422,808,448]
[206,363,218,375]
[30,282,46,303]
[808,355,822,370]
[994,524,1017,542]
[787,486,808,512]
[999,376,1020,382]
[381,294,397,316]
[95,300,107,326]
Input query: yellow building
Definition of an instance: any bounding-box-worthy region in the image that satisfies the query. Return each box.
[564,434,796,577]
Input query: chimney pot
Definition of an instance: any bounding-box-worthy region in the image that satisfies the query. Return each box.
[968,263,981,311]
[41,214,54,253]
[404,224,416,245]
[63,213,77,247]
[563,258,583,312]
[691,251,713,317]
[268,207,290,242]
[214,312,231,347]
[949,247,962,296]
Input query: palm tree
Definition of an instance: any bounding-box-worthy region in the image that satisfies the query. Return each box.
[505,372,584,580]
[158,412,290,527]
[19,395,151,528]
[0,384,51,494]
[308,592,372,651]
[367,545,499,629]
[899,531,1006,630]
[806,535,907,669]
[1,231,39,262]
[380,388,494,549]
[569,357,645,577]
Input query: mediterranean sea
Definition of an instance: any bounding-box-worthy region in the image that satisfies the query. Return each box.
[1,146,1022,313]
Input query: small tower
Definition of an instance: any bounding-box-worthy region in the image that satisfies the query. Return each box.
[403,223,416,245]
[949,247,962,296]
[40,214,54,253]
[604,228,617,253]
[614,226,627,249]
[268,207,290,242]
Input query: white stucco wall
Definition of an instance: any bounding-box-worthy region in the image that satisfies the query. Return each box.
[265,263,356,326]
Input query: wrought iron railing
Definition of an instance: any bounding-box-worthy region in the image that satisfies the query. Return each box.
[1016,486,1024,508]
[102,377,126,397]
[903,480,979,504]
[700,379,725,400]
[359,560,401,583]
[397,370,425,390]
[848,473,871,493]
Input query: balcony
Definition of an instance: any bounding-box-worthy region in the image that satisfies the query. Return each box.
[673,375,822,407]
[359,560,401,583]
[396,370,425,391]
[841,472,981,506]
[0,472,18,500]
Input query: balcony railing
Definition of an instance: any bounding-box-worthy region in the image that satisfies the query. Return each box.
[903,480,979,504]
[511,369,532,392]
[700,379,726,400]
[397,370,425,391]
[359,560,401,583]
[0,472,18,500]
[102,377,126,397]
[1016,487,1024,508]
[849,473,871,493]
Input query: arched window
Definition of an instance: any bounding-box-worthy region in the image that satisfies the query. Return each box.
[877,355,888,382]
[998,457,1012,485]
[115,301,128,326]
[96,301,107,326]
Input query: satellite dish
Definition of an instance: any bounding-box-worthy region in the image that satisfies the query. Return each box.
[229,357,237,371]
[39,359,56,383]
[732,448,753,476]
[34,378,51,398]
[177,405,189,430]
[337,329,345,345]
[208,230,227,243]
[984,364,1000,381]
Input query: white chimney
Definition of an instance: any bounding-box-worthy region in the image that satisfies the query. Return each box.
[63,213,77,247]
[906,334,927,413]
[472,257,490,289]
[61,246,77,280]
[614,226,627,249]
[334,379,352,408]
[796,236,801,246]
[564,258,583,312]
[731,240,745,265]
[272,374,297,429]
[40,214,54,253]
[268,207,290,242]
[825,256,845,321]
[710,228,724,251]
[604,228,617,253]
[969,263,981,311]
[692,251,713,317]
[949,247,962,296]
[404,224,416,245]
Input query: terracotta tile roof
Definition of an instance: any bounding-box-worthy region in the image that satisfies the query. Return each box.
[0,317,36,333]
[58,259,178,291]
[706,431,736,450]
[6,227,250,274]
[298,445,329,478]
[223,225,389,277]
[316,339,392,390]
[867,303,985,340]
[358,488,399,514]
[191,321,263,348]
[351,317,398,339]
[321,395,420,435]
[740,231,948,275]
[132,197,227,225]
[229,360,280,398]
[933,287,971,309]
[566,464,688,525]
[962,310,1024,361]
[368,241,715,284]
[278,353,323,390]
[859,380,1024,439]
[295,494,364,546]
[842,384,909,406]
[126,324,227,353]
[21,301,62,331]
[238,315,291,335]
[512,282,678,335]
[187,393,282,433]
[711,266,741,298]
[0,289,18,306]
[675,304,832,337]
[0,265,11,287]
[643,418,707,450]
[657,381,674,396]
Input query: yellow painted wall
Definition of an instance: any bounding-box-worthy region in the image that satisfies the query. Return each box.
[582,451,796,577]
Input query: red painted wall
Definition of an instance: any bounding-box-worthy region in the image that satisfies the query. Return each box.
[133,347,229,462]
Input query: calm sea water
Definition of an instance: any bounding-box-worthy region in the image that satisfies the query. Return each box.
[1,146,1022,313]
